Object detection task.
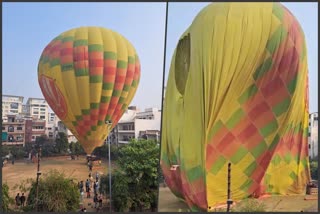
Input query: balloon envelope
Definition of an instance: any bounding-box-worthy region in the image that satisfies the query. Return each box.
[38,26,140,154]
[161,2,310,211]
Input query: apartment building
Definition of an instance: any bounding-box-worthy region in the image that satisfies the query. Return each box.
[2,95,24,122]
[2,115,26,146]
[308,112,318,160]
[2,114,46,146]
[114,107,161,144]
[26,98,49,123]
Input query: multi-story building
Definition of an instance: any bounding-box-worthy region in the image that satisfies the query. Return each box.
[2,95,24,122]
[139,130,160,141]
[2,114,26,146]
[26,98,49,122]
[26,117,46,143]
[46,112,59,139]
[308,112,318,160]
[2,114,47,147]
[114,107,161,144]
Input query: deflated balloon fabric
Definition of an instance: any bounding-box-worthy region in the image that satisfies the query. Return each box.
[161,2,310,211]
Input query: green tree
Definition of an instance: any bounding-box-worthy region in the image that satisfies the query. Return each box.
[35,134,49,145]
[310,161,318,180]
[55,132,69,154]
[1,183,14,212]
[101,139,159,211]
[93,143,119,159]
[25,169,80,212]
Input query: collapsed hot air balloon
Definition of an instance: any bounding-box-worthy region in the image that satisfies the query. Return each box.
[38,26,140,154]
[161,2,310,211]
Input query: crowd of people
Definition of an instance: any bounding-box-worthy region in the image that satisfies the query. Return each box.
[78,171,104,212]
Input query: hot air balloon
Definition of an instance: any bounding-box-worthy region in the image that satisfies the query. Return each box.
[161,2,310,211]
[38,26,140,154]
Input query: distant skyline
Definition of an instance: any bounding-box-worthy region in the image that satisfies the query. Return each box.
[2,2,166,111]
[165,2,318,113]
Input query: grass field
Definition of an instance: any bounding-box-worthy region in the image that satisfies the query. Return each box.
[158,187,318,212]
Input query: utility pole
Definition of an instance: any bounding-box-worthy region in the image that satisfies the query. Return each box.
[226,162,233,212]
[35,147,42,212]
[108,138,112,213]
[105,120,112,213]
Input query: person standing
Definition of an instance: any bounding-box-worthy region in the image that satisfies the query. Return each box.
[20,193,26,207]
[93,193,99,209]
[94,181,99,195]
[86,186,91,198]
[85,179,90,192]
[15,193,20,208]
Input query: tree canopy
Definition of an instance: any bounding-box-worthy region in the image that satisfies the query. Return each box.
[100,139,159,212]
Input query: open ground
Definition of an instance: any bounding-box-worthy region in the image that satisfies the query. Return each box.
[2,155,111,212]
[158,186,318,212]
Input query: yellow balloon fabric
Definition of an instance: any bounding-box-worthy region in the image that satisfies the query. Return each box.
[38,27,140,154]
[161,2,310,211]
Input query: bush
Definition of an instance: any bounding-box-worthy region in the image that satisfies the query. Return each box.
[232,198,266,212]
[25,169,80,212]
[310,161,318,180]
[1,183,14,212]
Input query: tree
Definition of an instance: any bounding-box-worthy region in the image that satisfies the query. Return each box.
[1,183,14,212]
[24,169,80,212]
[55,132,69,154]
[101,139,159,211]
[69,141,85,156]
[93,143,119,159]
[35,134,49,145]
[310,161,318,180]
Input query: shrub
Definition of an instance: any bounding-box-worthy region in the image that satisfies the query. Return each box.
[25,169,80,212]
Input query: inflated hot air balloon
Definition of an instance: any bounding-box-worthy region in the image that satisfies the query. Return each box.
[161,2,310,211]
[38,26,140,154]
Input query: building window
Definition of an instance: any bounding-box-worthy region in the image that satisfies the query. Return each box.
[8,126,14,132]
[17,126,23,131]
[33,126,44,130]
[2,127,5,131]
[40,108,46,111]
[8,135,14,142]
[40,116,45,119]
[33,111,39,114]
[16,135,23,142]
[309,144,311,149]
